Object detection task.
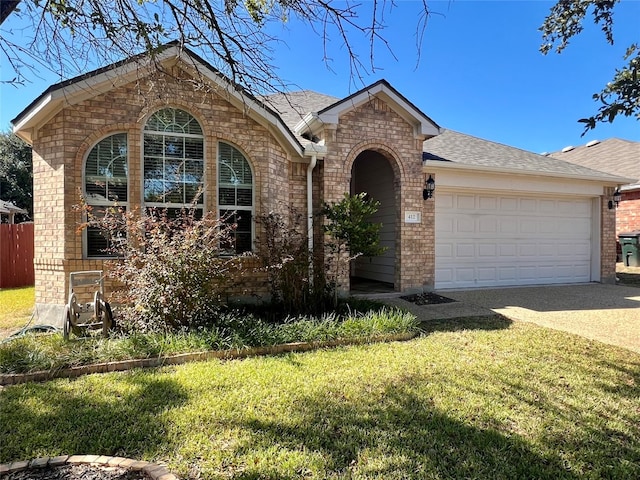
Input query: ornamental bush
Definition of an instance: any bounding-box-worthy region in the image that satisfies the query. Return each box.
[78,201,246,332]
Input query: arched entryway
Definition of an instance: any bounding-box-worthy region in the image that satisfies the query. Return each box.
[350,150,397,290]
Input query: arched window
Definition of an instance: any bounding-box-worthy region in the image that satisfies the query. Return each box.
[143,108,204,214]
[84,133,128,257]
[218,142,254,253]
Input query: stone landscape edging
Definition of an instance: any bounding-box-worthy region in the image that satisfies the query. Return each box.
[0,455,178,480]
[0,332,417,386]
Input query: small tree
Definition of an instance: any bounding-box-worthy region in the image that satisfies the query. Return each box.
[78,201,245,332]
[322,192,386,305]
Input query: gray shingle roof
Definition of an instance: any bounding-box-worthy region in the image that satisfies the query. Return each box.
[261,90,340,133]
[548,138,640,188]
[423,129,626,181]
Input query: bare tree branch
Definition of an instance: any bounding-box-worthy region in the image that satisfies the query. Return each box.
[1,0,432,96]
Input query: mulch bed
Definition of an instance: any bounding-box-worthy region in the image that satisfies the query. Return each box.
[400,292,456,305]
[4,464,147,480]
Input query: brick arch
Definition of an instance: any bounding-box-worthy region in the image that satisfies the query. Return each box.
[138,102,208,133]
[343,140,407,183]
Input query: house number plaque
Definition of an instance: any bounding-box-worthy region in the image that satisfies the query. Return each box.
[404,211,421,223]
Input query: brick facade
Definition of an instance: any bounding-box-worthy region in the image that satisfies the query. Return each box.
[31,65,302,325]
[617,190,640,236]
[21,52,619,326]
[319,98,432,291]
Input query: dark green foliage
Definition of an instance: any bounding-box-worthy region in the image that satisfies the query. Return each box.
[540,1,639,133]
[322,192,387,305]
[0,131,32,222]
[322,192,386,260]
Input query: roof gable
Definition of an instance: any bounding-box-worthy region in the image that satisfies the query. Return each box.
[11,44,304,156]
[294,79,440,139]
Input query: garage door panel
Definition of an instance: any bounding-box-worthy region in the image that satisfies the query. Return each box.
[457,195,475,209]
[435,192,593,288]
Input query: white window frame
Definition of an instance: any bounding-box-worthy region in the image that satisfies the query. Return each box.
[217,141,255,253]
[142,108,205,213]
[82,132,128,259]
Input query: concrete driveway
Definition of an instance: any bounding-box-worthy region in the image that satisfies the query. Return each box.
[443,284,640,354]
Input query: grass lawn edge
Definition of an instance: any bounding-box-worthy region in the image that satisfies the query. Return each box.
[0,332,417,386]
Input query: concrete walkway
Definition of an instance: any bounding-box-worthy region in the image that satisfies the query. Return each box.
[384,283,640,354]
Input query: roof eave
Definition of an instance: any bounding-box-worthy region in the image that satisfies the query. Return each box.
[12,44,305,157]
[12,47,182,144]
[423,160,634,185]
[316,80,441,138]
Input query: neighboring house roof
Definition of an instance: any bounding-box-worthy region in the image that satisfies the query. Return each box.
[423,129,632,184]
[547,138,640,190]
[0,200,26,215]
[0,200,27,224]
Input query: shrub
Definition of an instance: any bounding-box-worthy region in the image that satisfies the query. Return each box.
[255,208,332,315]
[78,201,246,332]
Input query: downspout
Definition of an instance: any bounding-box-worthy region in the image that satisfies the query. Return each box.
[307,154,318,283]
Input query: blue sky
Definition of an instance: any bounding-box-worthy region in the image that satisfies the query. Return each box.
[1,0,639,154]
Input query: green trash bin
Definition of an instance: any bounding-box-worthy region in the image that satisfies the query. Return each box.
[619,231,640,267]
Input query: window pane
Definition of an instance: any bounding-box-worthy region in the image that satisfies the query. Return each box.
[165,137,183,157]
[87,227,111,257]
[165,184,184,204]
[184,184,204,204]
[144,134,164,156]
[86,180,106,200]
[85,133,128,205]
[144,109,204,209]
[185,138,203,159]
[219,209,252,254]
[86,207,126,258]
[237,188,252,207]
[107,180,127,202]
[219,187,236,205]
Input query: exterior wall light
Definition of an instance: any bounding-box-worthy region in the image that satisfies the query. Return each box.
[608,188,622,210]
[423,174,435,200]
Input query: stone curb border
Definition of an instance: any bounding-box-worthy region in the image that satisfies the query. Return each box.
[0,333,417,386]
[0,455,178,479]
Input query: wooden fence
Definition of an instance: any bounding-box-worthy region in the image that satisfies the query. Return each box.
[0,223,35,288]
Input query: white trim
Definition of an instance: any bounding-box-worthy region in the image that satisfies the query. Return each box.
[590,197,602,282]
[82,132,129,259]
[294,82,440,139]
[424,160,632,186]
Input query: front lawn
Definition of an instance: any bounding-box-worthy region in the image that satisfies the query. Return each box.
[2,316,638,479]
[0,303,417,374]
[0,286,34,335]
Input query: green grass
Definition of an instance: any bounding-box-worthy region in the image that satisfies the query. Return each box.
[1,316,638,479]
[0,307,418,374]
[0,286,34,332]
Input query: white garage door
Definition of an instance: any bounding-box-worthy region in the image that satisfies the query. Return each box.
[435,192,592,289]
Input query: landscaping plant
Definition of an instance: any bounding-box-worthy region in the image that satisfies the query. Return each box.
[78,201,246,332]
[255,207,331,315]
[322,192,386,305]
